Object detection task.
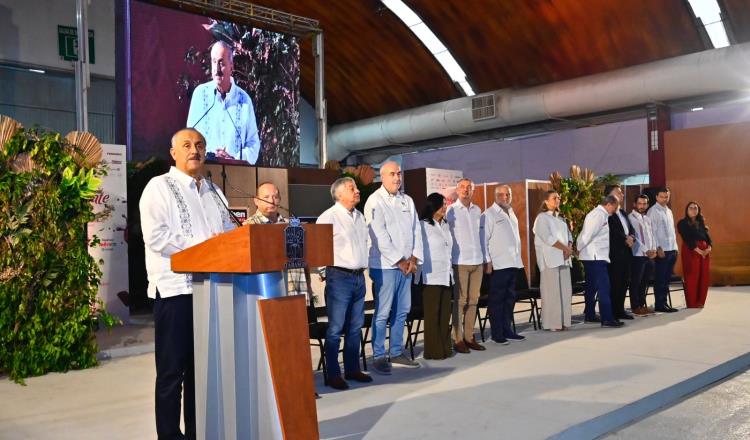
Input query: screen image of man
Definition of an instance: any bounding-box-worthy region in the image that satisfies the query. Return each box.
[187,41,260,164]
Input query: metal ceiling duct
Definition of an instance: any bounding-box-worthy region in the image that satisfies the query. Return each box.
[327,42,750,160]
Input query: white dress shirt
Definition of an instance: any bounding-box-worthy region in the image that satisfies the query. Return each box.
[576,205,611,262]
[363,186,424,269]
[647,203,678,251]
[482,203,524,270]
[533,211,573,271]
[140,167,236,298]
[416,219,454,286]
[629,211,656,257]
[186,78,260,164]
[615,209,629,234]
[316,202,368,270]
[445,201,485,265]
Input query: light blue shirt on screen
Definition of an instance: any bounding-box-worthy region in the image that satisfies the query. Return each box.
[186,78,260,164]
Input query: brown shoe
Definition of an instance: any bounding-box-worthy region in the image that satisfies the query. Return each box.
[453,340,470,354]
[327,375,349,390]
[632,307,649,316]
[465,338,486,351]
[344,371,373,383]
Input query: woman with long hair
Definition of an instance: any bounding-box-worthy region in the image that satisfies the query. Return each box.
[533,190,574,331]
[677,201,712,308]
[415,193,454,359]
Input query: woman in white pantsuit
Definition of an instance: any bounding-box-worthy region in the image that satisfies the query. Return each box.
[533,190,574,331]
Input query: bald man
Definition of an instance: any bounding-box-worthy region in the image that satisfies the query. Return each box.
[244,182,312,298]
[187,41,260,164]
[364,161,423,374]
[140,128,236,439]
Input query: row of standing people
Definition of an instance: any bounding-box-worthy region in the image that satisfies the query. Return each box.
[140,129,714,439]
[573,185,712,331]
[317,166,533,390]
[319,172,714,392]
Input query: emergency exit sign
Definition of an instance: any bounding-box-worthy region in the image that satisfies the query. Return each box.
[57,25,95,64]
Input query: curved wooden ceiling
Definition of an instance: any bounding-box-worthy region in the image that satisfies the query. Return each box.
[252,0,462,125]
[167,0,746,125]
[407,0,704,90]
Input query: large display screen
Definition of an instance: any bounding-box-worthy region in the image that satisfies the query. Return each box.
[128,0,300,166]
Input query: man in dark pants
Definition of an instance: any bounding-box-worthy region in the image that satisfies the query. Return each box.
[576,195,624,328]
[647,187,679,313]
[482,185,526,344]
[605,185,635,320]
[153,292,195,439]
[140,128,236,439]
[628,194,657,315]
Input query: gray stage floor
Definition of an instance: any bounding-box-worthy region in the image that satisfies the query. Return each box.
[1,287,749,440]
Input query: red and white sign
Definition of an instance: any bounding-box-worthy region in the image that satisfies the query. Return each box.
[87,144,129,322]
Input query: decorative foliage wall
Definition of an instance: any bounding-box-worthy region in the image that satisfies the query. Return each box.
[0,116,116,383]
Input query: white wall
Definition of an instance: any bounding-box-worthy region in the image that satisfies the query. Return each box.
[0,0,115,77]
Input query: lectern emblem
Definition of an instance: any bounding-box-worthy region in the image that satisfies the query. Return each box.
[284,217,306,269]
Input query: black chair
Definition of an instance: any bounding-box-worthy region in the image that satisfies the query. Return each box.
[359,300,376,369]
[477,269,540,340]
[512,267,541,332]
[646,272,680,308]
[570,261,586,307]
[405,283,425,360]
[307,304,329,384]
[475,274,491,342]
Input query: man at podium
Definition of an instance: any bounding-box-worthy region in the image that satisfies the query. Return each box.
[140,128,237,440]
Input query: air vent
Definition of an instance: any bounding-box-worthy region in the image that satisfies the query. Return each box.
[471,94,496,121]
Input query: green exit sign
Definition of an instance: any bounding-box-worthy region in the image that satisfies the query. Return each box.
[57,25,95,64]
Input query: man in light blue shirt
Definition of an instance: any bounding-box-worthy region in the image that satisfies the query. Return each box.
[187,41,260,164]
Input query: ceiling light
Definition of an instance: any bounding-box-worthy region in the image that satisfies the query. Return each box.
[688,0,731,48]
[382,0,474,96]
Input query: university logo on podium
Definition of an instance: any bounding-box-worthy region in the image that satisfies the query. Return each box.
[284,218,305,269]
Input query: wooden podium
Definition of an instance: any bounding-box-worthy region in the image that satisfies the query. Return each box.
[172,223,333,440]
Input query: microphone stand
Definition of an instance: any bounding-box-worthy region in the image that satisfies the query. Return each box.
[191,89,217,130]
[206,170,242,227]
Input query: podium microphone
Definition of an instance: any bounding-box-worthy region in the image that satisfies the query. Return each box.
[225,109,243,161]
[223,179,297,219]
[206,170,242,227]
[191,89,217,130]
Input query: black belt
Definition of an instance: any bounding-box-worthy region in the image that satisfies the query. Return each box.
[328,266,366,275]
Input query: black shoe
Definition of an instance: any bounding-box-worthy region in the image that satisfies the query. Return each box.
[584,316,601,323]
[601,320,625,328]
[617,313,635,320]
[345,371,373,383]
[655,307,678,313]
[666,306,679,312]
[327,375,349,390]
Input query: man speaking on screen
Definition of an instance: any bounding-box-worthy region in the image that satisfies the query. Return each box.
[187,41,260,164]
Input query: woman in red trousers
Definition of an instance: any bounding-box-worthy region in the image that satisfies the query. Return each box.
[677,201,712,308]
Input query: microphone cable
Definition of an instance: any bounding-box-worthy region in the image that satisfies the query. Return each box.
[191,89,217,130]
[206,170,243,227]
